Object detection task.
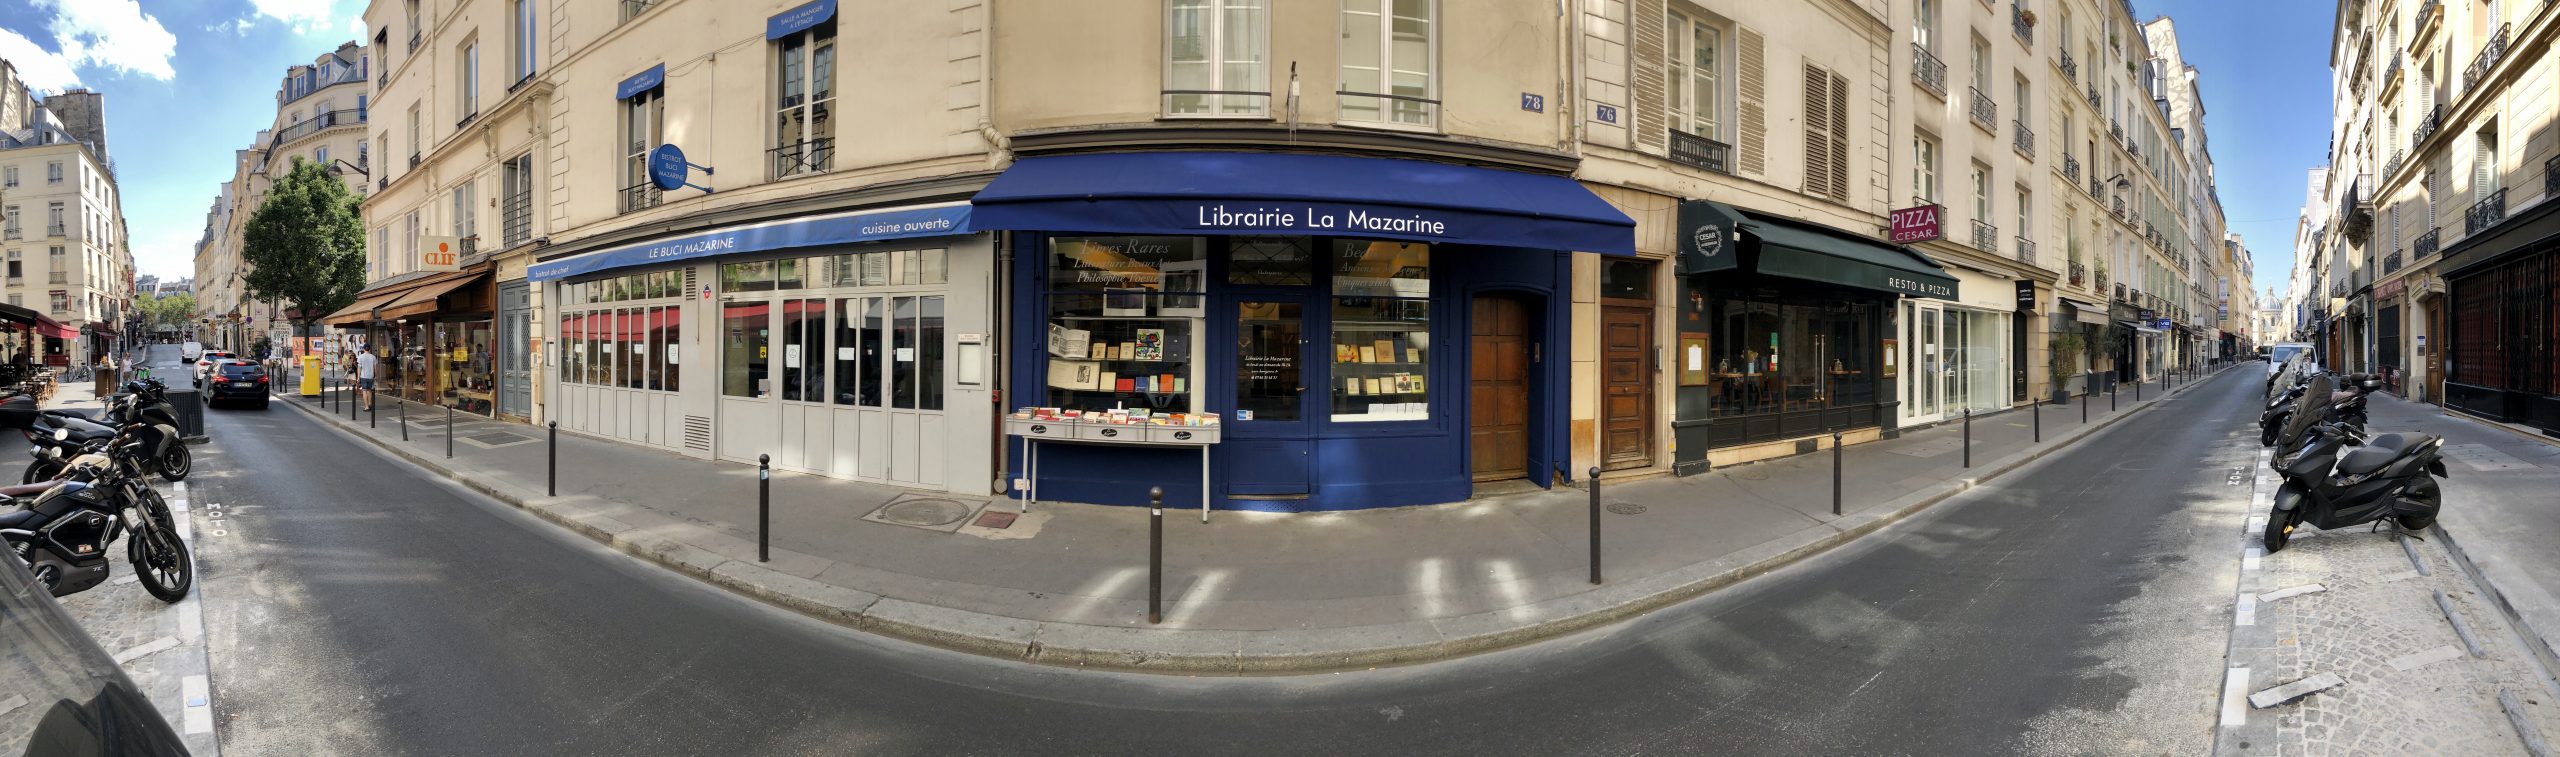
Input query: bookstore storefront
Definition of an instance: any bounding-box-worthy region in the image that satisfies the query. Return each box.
[974,152,1635,511]
[1669,201,1957,471]
[528,201,997,495]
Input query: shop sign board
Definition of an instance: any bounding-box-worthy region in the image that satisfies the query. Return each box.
[419,235,460,272]
[2014,280,2037,312]
[528,203,972,282]
[1673,200,1742,274]
[1887,204,1942,244]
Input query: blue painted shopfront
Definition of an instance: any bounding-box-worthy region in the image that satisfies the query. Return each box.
[977,152,1632,512]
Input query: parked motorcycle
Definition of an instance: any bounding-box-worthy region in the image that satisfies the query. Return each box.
[2261,371,2381,448]
[22,379,189,485]
[0,396,194,602]
[2261,375,2450,553]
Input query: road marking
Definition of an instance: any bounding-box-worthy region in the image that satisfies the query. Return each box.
[2258,583,2327,603]
[2235,592,2256,626]
[2243,547,2262,572]
[2386,645,2465,672]
[112,636,179,665]
[181,675,213,734]
[2220,667,2250,726]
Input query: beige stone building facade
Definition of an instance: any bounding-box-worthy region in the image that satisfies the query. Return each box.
[196,42,375,352]
[0,60,132,363]
[2320,0,2559,430]
[340,0,2232,510]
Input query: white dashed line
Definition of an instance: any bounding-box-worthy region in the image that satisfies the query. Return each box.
[2220,667,2251,726]
[112,636,179,665]
[2243,547,2262,572]
[181,675,213,734]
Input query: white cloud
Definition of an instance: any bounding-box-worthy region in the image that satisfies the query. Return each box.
[0,27,84,91]
[247,0,356,37]
[30,0,178,81]
[347,17,368,38]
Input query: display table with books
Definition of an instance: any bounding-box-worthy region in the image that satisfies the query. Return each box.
[1005,408,1222,522]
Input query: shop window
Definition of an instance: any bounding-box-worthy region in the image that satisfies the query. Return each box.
[1337,0,1437,127]
[1045,236,1206,416]
[782,298,826,402]
[1704,289,1876,418]
[1164,0,1271,117]
[722,260,776,292]
[840,298,885,407]
[1329,240,1431,422]
[723,300,768,397]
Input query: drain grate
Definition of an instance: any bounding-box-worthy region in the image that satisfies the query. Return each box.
[1605,502,1647,515]
[972,511,1018,529]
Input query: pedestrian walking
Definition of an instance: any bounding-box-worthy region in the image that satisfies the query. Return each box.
[355,344,379,411]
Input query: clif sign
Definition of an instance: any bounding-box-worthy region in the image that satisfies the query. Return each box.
[1888,204,1942,244]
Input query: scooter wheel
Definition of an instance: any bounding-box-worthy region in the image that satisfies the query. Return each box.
[157,444,192,482]
[2262,510,2295,553]
[2395,514,2435,531]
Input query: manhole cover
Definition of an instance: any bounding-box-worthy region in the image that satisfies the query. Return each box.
[1606,502,1647,515]
[972,511,1018,529]
[876,498,973,528]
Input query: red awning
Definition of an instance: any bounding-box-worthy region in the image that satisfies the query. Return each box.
[34,315,76,340]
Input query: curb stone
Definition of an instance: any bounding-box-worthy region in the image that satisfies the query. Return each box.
[280,371,2226,675]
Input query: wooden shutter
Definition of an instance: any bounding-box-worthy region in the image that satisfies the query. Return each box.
[1738,27,1767,175]
[1802,62,1834,198]
[1632,0,1669,152]
[1826,70,1850,202]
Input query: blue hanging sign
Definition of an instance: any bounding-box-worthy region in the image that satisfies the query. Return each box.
[648,144,691,191]
[766,0,837,40]
[615,64,665,100]
[527,203,974,282]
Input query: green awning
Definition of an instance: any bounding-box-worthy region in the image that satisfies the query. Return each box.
[1745,217,1957,300]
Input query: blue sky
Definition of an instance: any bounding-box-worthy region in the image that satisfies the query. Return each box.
[2132,0,2339,299]
[3,0,2336,293]
[0,0,367,281]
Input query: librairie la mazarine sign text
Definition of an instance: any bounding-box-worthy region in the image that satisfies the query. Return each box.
[1196,204,1451,235]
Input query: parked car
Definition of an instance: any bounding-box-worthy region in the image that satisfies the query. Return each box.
[0,556,191,755]
[192,351,238,387]
[2266,342,2315,377]
[179,341,202,364]
[205,359,271,409]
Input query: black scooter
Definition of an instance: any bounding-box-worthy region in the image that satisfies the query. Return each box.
[23,379,188,484]
[0,396,194,602]
[2261,371,2379,447]
[2262,375,2450,553]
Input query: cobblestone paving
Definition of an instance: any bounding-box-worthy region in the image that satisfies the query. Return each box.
[2246,489,2560,755]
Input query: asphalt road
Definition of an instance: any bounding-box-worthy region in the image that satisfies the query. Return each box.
[170,342,2263,756]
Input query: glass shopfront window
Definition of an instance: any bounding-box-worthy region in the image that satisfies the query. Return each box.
[724,300,769,398]
[1044,236,1205,416]
[1328,240,1430,422]
[1704,286,1877,417]
[558,270,685,395]
[437,319,496,415]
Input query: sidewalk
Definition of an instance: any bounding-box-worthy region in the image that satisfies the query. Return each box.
[2363,394,2560,680]
[282,365,2241,674]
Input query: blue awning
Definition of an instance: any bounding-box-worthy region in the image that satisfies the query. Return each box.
[615,64,664,100]
[970,152,1636,255]
[767,0,836,39]
[527,203,974,283]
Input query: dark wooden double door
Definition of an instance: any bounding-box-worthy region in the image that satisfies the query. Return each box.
[1468,292,1655,483]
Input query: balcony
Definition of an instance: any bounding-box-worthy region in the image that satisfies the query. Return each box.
[2127,139,2140,159]
[1971,220,1997,251]
[2112,196,2125,217]
[2547,155,2559,196]
[407,30,420,54]
[2382,54,2402,90]
[2110,121,2124,145]
[2062,153,2081,182]
[2462,23,2510,91]
[1968,88,1997,132]
[2011,3,2034,45]
[2086,84,2099,110]
[408,152,422,170]
[502,190,532,248]
[620,181,663,215]
[2384,251,2403,274]
[2,229,15,241]
[2069,261,2087,286]
[1668,130,1734,175]
[2012,119,2034,158]
[2383,150,2405,180]
[2464,188,2506,235]
[2415,228,2440,258]
[2086,176,2102,197]
[2059,49,2078,82]
[44,225,61,237]
[377,177,389,192]
[2412,103,2441,146]
[2338,174,2373,237]
[273,108,366,146]
[1913,44,1948,99]
[2015,236,2036,265]
[769,138,836,180]
[2114,283,2127,302]
[47,273,63,285]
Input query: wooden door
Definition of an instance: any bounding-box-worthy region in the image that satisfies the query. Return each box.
[1470,294,1530,482]
[1602,305,1654,470]
[2425,297,2446,403]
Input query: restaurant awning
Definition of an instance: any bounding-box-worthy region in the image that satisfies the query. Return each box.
[1678,200,1956,300]
[320,291,404,327]
[376,272,486,321]
[32,314,75,340]
[970,151,1637,255]
[322,269,489,327]
[2058,296,2111,325]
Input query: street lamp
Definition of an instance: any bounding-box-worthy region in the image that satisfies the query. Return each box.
[329,158,370,178]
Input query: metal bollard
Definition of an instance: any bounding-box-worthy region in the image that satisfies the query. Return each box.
[2032,397,2042,442]
[369,395,376,428]
[2135,375,2143,402]
[2082,385,2090,423]
[758,454,772,563]
[399,400,408,441]
[548,421,559,497]
[1149,486,1164,624]
[1588,466,1603,585]
[1831,430,1844,516]
[1962,409,1972,468]
[446,404,454,458]
[2111,379,2119,411]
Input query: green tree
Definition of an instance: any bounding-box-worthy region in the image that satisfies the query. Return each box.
[138,292,196,331]
[240,157,366,340]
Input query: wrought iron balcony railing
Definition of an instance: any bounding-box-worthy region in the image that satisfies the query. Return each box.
[2086,84,2100,110]
[502,190,532,248]
[2015,236,2036,265]
[1913,44,1948,99]
[2382,54,2401,89]
[2464,188,2506,235]
[45,225,61,237]
[2087,176,2102,197]
[2384,251,2404,274]
[2012,3,2034,44]
[2463,23,2510,92]
[2110,121,2123,143]
[1969,88,1997,131]
[2059,49,2078,82]
[620,181,663,214]
[273,108,366,146]
[2413,103,2441,146]
[2012,120,2034,157]
[2414,228,2440,258]
[1971,220,1997,251]
[2383,150,2405,179]
[2062,153,2081,182]
[769,139,835,179]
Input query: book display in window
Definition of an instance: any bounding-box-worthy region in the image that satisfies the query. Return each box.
[1330,240,1432,422]
[1047,237,1206,414]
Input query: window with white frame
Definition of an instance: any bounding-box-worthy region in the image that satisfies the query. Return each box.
[1166,0,1271,116]
[2473,125,2498,200]
[407,105,420,162]
[512,0,536,83]
[458,38,480,120]
[621,85,665,212]
[1915,0,1936,50]
[1666,9,1725,140]
[1970,162,1991,238]
[3,167,15,187]
[46,162,60,184]
[1970,35,1990,93]
[405,211,420,275]
[376,226,390,280]
[1914,134,1940,202]
[453,180,477,243]
[772,19,837,178]
[1337,0,1436,127]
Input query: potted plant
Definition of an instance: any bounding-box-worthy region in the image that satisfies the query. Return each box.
[2049,330,2086,402]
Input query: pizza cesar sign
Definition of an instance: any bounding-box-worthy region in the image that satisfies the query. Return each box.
[1888,203,1942,244]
